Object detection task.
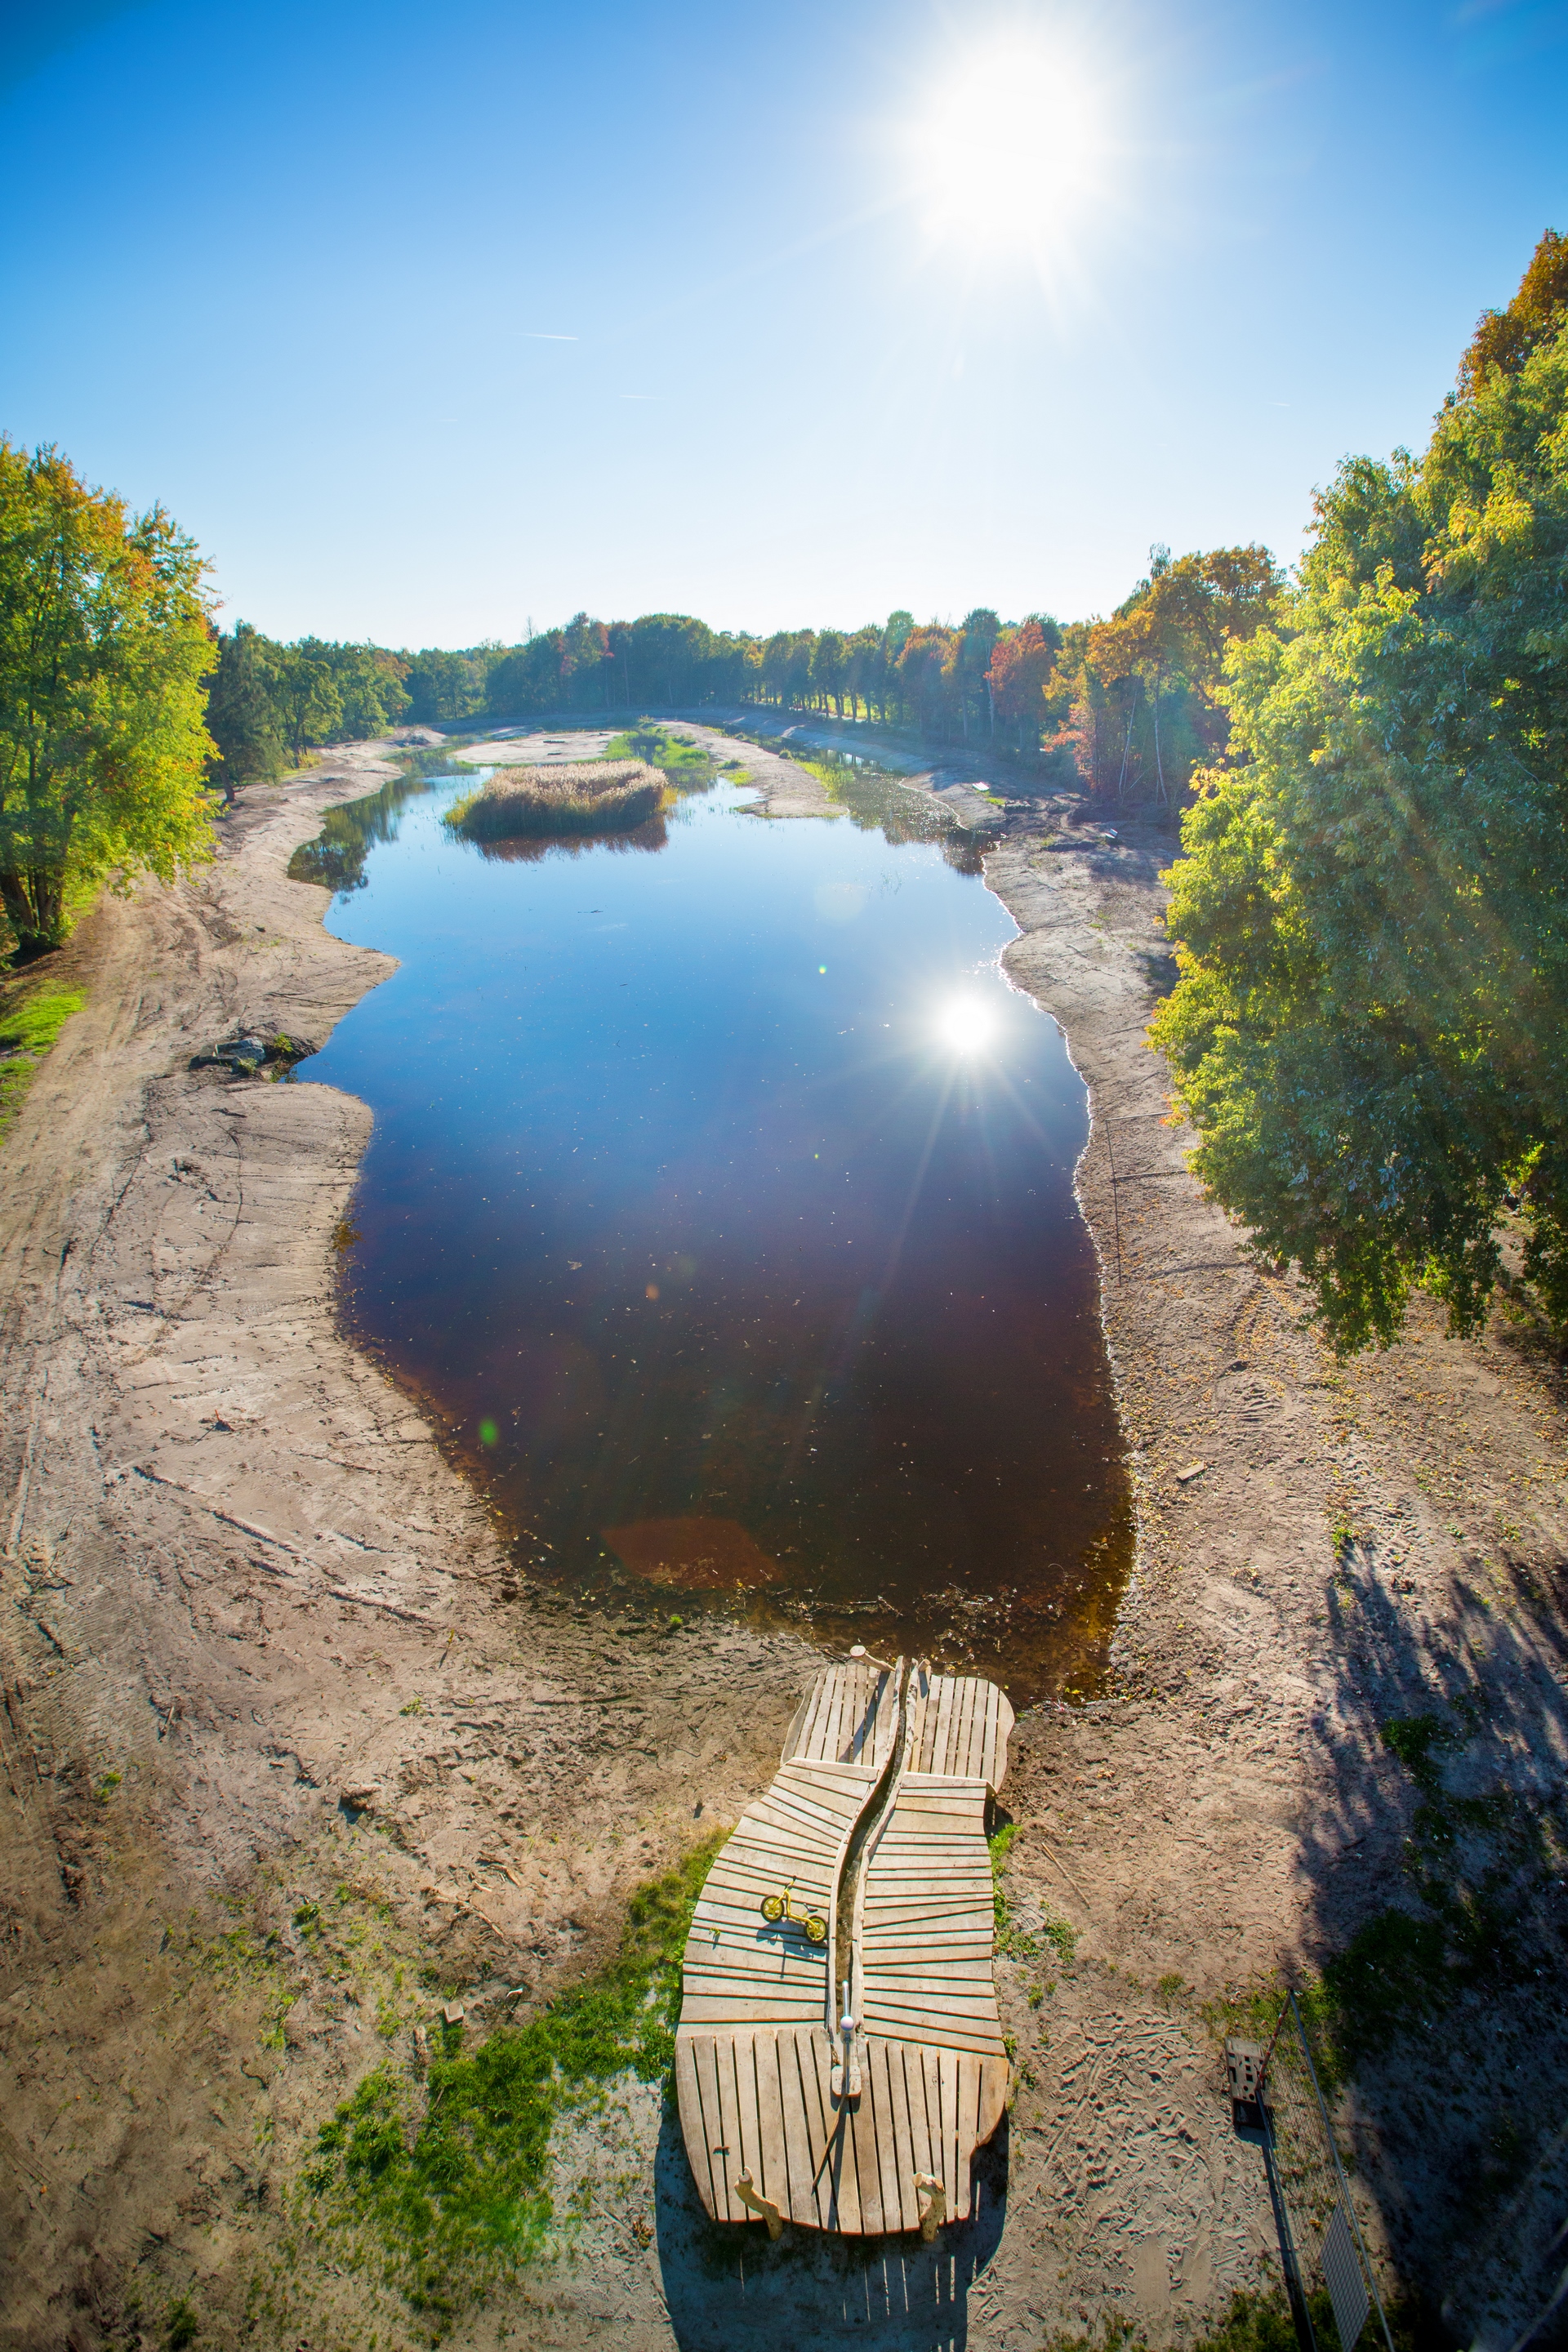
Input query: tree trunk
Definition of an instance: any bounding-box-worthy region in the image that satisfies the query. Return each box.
[1,860,66,951]
[1116,688,1138,804]
[1152,675,1168,806]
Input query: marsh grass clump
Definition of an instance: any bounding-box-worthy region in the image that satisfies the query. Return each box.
[299,1833,723,2323]
[448,759,663,841]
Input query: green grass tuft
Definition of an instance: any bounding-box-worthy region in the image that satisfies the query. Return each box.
[989,1822,1078,1966]
[0,982,85,1147]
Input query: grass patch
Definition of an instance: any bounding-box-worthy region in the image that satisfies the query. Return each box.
[0,976,85,1147]
[298,1832,724,2328]
[989,1822,1078,1966]
[163,1912,302,2051]
[604,721,715,787]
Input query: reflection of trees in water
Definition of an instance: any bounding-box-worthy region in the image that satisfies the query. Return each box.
[285,751,468,898]
[474,814,670,865]
[809,753,986,874]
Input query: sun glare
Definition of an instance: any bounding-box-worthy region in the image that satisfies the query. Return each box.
[937,997,998,1055]
[913,36,1102,247]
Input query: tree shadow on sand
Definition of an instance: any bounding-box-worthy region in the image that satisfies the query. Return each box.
[1285,1530,1568,2341]
[653,2098,1009,2352]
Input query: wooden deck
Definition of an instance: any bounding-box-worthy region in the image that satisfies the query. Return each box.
[675,1655,1013,2238]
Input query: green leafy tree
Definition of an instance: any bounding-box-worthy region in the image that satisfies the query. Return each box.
[810,628,847,715]
[1151,233,1568,1348]
[272,649,343,766]
[403,647,478,725]
[205,621,285,797]
[293,639,408,742]
[0,440,216,951]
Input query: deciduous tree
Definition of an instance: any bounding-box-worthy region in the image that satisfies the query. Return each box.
[0,441,216,951]
[1151,233,1568,1348]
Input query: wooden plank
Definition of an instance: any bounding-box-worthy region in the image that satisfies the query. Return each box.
[869,2038,906,2235]
[694,2034,732,2221]
[734,2029,765,2208]
[978,2053,1009,2147]
[840,2074,876,2237]
[993,1689,1014,1794]
[930,1675,957,1777]
[923,2045,947,2212]
[979,1677,1000,1787]
[957,2053,982,2221]
[939,2048,960,2219]
[797,2029,844,2230]
[795,1668,835,1762]
[713,2034,747,2222]
[965,1678,985,1775]
[948,1677,973,1779]
[821,2078,860,2235]
[884,2039,920,2234]
[777,2029,818,2228]
[675,2038,718,2221]
[780,1679,815,1766]
[754,2030,788,2212]
[823,1668,847,1764]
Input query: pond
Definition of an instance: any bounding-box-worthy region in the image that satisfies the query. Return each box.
[289,738,1131,1704]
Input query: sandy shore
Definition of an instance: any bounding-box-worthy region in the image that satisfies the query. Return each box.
[1,732,1563,2350]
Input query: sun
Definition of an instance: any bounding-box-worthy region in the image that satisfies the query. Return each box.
[911,35,1102,247]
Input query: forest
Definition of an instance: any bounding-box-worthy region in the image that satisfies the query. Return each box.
[203,555,1284,810]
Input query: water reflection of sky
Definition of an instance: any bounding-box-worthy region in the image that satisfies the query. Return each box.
[296,764,1130,1703]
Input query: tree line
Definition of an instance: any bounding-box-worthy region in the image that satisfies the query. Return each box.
[203,559,1285,809]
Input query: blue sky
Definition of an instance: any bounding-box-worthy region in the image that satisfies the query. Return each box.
[2,0,1564,644]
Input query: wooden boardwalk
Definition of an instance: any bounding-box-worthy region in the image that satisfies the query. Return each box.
[675,1655,1013,2238]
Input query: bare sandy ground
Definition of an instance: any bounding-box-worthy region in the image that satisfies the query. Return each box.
[1,732,1564,2350]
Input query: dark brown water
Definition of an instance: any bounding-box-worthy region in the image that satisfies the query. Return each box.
[292,753,1131,1704]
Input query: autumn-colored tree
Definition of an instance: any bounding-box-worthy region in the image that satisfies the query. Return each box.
[987,617,1062,753]
[1071,544,1283,806]
[1459,225,1568,393]
[0,441,216,950]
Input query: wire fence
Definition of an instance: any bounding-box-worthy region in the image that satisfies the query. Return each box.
[1228,1994,1394,2352]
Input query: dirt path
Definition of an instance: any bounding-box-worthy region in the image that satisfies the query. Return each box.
[1,737,1564,2350]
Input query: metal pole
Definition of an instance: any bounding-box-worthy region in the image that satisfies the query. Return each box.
[1288,1993,1396,2352]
